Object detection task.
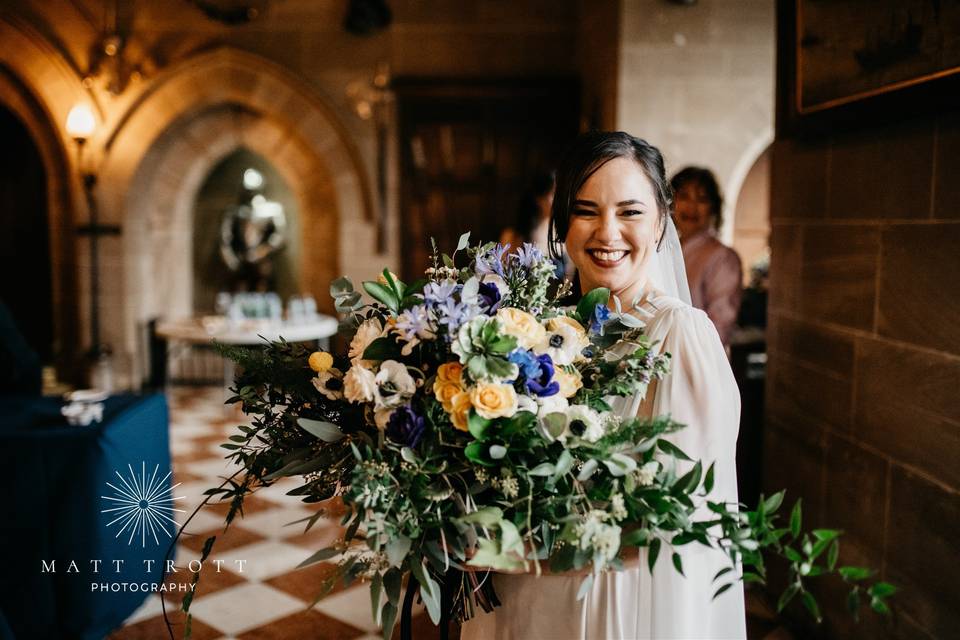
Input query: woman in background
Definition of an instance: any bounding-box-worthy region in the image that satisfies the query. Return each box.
[671,167,742,347]
[500,171,555,253]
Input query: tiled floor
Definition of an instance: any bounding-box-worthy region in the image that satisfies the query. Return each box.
[109,385,415,640]
[110,385,791,640]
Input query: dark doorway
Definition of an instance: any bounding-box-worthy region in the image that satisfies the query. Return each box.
[0,105,53,361]
[395,78,580,279]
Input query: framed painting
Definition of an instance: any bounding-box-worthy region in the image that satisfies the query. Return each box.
[777,0,960,134]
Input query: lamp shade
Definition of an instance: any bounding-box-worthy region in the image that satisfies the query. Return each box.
[66,103,96,140]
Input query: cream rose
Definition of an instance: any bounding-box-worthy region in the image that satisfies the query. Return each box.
[496,307,547,350]
[343,365,377,403]
[349,318,383,362]
[470,382,518,420]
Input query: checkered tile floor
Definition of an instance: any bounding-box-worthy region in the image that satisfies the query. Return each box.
[109,386,435,640]
[110,386,788,640]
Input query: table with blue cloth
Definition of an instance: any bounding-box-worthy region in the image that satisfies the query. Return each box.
[0,394,172,640]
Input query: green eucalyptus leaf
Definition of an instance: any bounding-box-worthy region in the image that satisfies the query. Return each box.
[703,462,715,493]
[457,506,503,527]
[576,574,594,601]
[330,276,354,296]
[363,336,402,361]
[297,546,340,569]
[467,537,525,572]
[827,539,839,570]
[647,538,661,573]
[528,462,555,477]
[380,601,398,640]
[385,535,412,568]
[763,491,784,513]
[298,418,345,442]
[777,584,799,612]
[713,582,734,600]
[802,592,823,623]
[576,458,598,482]
[871,598,890,615]
[657,439,693,462]
[540,413,568,441]
[790,500,802,538]
[383,568,402,606]
[868,582,897,598]
[672,552,685,577]
[370,572,383,624]
[838,566,873,581]
[468,411,493,440]
[465,441,495,466]
[847,588,861,620]
[554,450,574,477]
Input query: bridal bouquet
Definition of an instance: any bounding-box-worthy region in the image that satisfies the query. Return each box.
[179,234,893,638]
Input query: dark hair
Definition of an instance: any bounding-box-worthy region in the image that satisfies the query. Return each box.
[670,166,723,230]
[548,131,672,260]
[515,170,556,238]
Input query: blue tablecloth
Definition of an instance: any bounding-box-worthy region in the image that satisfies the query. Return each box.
[0,394,171,640]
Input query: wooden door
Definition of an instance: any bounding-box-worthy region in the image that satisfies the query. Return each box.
[395,78,580,279]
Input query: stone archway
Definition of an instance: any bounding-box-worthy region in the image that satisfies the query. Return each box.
[124,104,340,326]
[96,47,381,384]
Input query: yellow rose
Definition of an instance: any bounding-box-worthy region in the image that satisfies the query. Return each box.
[554,367,583,398]
[496,307,546,350]
[433,379,462,412]
[308,351,334,373]
[436,362,464,385]
[450,391,473,431]
[469,383,518,420]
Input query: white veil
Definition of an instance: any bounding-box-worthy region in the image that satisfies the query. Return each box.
[646,216,691,306]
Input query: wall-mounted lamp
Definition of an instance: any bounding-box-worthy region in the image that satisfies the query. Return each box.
[66,102,119,390]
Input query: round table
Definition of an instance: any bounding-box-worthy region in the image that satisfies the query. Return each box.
[155,315,339,397]
[156,316,339,345]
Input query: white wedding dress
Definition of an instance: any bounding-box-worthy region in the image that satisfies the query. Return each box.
[460,293,747,640]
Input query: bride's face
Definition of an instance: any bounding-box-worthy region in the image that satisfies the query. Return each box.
[565,157,662,303]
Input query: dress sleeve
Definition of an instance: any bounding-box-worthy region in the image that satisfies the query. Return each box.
[647,304,741,508]
[702,247,743,346]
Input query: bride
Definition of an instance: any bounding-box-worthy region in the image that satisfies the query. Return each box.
[460,131,747,639]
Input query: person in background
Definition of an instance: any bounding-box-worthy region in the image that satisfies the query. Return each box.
[501,171,572,280]
[671,166,742,346]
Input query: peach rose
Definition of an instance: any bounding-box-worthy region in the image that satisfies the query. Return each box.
[449,391,473,432]
[469,382,518,420]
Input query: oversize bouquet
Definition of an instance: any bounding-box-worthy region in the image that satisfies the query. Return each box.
[179,234,893,638]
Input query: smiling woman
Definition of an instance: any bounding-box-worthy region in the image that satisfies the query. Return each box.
[549,132,672,308]
[461,131,748,640]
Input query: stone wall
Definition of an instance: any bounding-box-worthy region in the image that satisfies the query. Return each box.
[616,0,775,243]
[766,114,960,638]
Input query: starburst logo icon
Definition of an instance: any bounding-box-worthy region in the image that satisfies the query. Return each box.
[101,462,185,547]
